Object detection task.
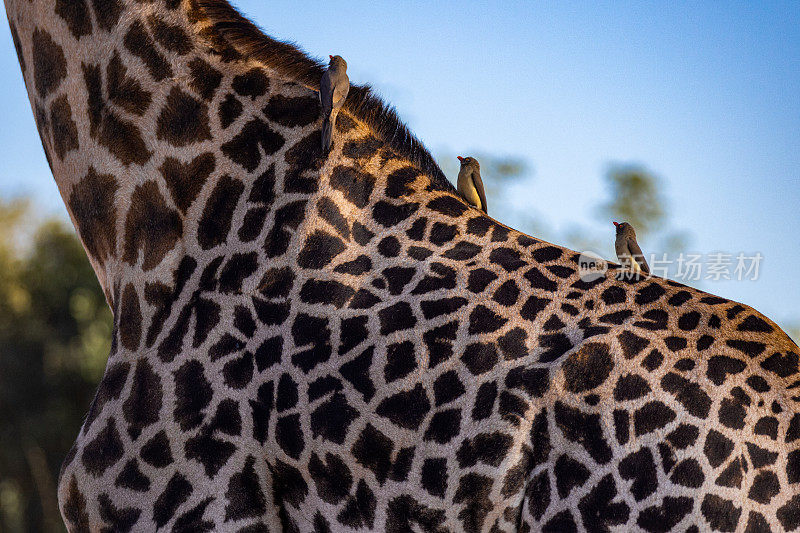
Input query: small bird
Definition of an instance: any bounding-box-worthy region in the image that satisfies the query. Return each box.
[457,156,488,214]
[614,221,650,276]
[319,54,350,152]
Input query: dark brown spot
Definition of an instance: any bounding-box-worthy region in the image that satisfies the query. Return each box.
[49,95,80,160]
[330,165,375,208]
[123,181,182,271]
[90,0,123,31]
[263,94,319,127]
[156,87,212,146]
[197,176,244,250]
[83,63,152,165]
[563,343,614,393]
[147,14,193,55]
[221,118,285,171]
[232,68,269,99]
[218,94,242,128]
[68,167,119,263]
[124,20,172,81]
[63,476,90,530]
[159,153,216,214]
[32,28,67,97]
[56,0,92,38]
[188,58,222,101]
[119,283,142,351]
[106,52,152,115]
[283,132,322,192]
[343,135,382,161]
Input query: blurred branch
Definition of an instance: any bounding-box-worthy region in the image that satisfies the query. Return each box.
[23,441,61,533]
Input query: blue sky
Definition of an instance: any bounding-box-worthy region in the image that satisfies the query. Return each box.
[1,1,798,326]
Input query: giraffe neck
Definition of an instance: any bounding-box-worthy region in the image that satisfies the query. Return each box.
[3,0,286,303]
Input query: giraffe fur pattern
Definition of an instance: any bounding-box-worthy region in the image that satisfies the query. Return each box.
[4,0,800,531]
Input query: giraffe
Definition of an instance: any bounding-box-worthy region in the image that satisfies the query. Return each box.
[5,0,800,531]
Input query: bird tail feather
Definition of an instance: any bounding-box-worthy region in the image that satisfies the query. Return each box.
[321,112,335,152]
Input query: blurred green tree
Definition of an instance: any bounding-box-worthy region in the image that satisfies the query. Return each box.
[596,163,690,258]
[599,164,666,236]
[0,199,111,533]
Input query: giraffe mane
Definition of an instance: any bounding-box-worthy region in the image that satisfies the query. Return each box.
[194,0,451,187]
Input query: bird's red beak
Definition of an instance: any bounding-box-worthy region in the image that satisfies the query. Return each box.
[329,55,333,60]
[613,221,620,227]
[457,156,464,162]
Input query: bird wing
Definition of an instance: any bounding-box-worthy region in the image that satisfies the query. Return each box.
[614,238,627,262]
[332,74,350,107]
[471,171,488,213]
[319,72,333,112]
[627,237,650,274]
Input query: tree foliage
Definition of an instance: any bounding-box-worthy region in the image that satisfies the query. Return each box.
[0,200,111,533]
[599,165,666,236]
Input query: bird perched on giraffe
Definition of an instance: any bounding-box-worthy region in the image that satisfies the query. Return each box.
[614,221,650,277]
[457,156,488,213]
[319,54,350,152]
